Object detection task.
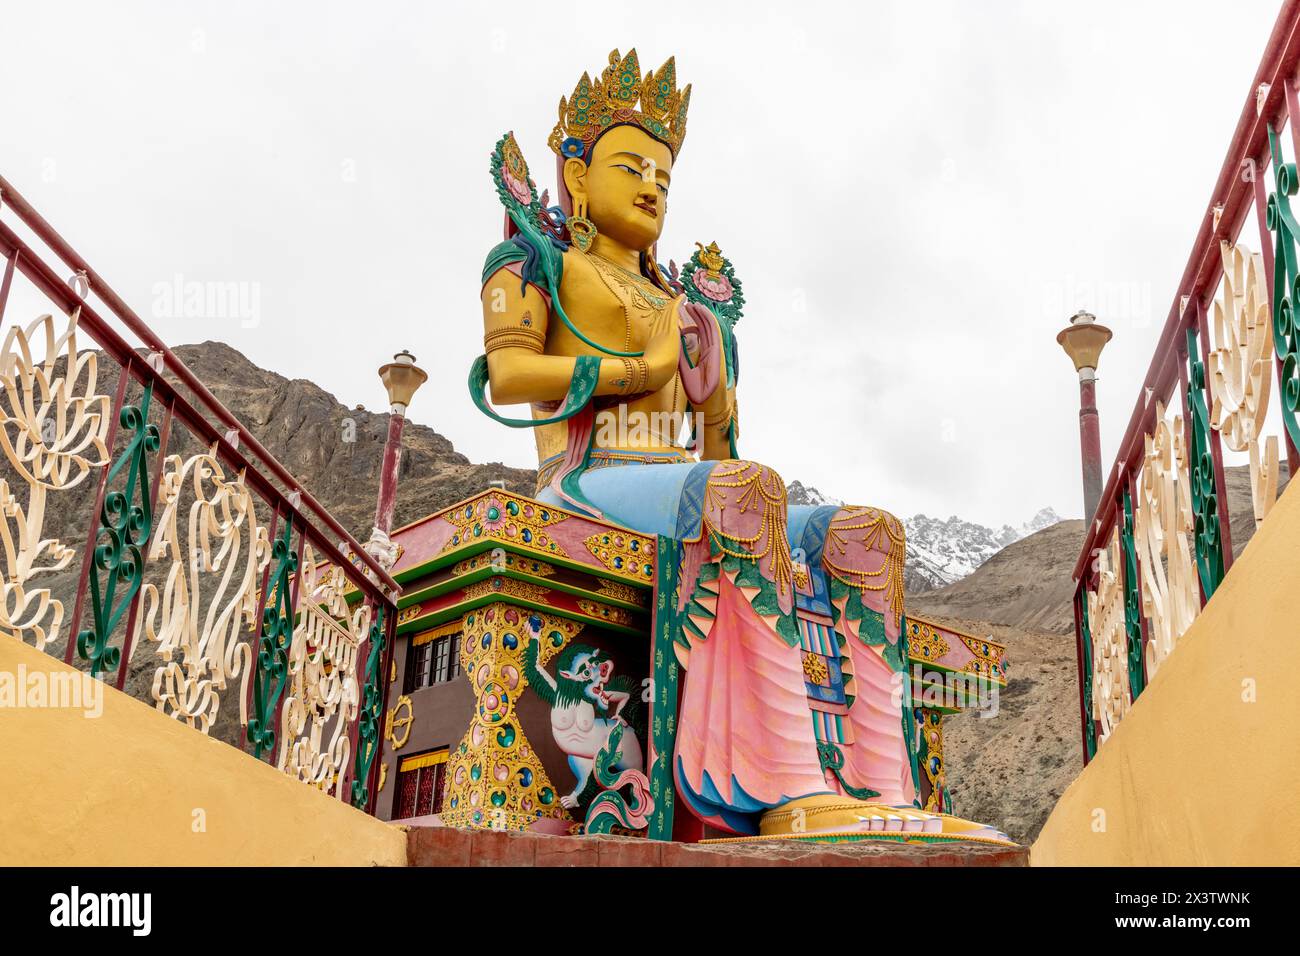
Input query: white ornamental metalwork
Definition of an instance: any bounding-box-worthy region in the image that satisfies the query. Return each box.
[133,447,271,733]
[1134,403,1199,680]
[278,547,370,799]
[1088,527,1131,745]
[1208,240,1278,525]
[0,313,111,651]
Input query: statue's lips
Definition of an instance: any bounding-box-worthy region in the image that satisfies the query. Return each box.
[633,201,657,218]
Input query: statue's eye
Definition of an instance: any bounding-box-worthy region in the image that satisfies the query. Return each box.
[613,164,640,176]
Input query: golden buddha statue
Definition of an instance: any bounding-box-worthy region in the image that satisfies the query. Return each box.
[470,49,1010,844]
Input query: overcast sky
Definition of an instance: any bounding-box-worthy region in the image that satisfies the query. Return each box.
[0,0,1286,529]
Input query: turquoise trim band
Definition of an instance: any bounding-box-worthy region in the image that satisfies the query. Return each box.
[467,353,601,429]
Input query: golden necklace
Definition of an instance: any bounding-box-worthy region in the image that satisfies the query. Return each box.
[588,252,670,313]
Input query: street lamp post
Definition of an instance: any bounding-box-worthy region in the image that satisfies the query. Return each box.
[365,350,428,573]
[1057,311,1112,523]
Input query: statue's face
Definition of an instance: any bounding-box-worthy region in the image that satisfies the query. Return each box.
[569,125,673,250]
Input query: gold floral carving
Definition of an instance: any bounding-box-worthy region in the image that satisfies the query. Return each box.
[452,552,558,578]
[584,528,656,581]
[919,709,946,812]
[906,618,951,663]
[958,634,1005,681]
[441,603,582,831]
[801,652,828,684]
[0,312,111,651]
[595,576,648,607]
[576,598,633,627]
[463,577,552,604]
[439,492,570,559]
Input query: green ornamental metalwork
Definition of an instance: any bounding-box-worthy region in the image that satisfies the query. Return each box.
[1079,593,1097,760]
[1120,487,1145,700]
[1266,125,1300,453]
[1184,326,1226,599]
[350,604,387,809]
[77,382,161,677]
[248,516,299,759]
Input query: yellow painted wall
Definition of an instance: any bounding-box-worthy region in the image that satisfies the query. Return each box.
[1032,480,1300,866]
[0,635,407,866]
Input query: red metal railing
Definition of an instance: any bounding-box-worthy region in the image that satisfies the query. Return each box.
[1072,1,1300,763]
[0,172,398,812]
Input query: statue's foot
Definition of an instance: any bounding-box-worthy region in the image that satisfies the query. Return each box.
[750,794,1016,846]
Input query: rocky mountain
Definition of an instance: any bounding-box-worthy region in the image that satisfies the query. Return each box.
[171,341,538,539]
[909,519,1087,634]
[910,461,1289,637]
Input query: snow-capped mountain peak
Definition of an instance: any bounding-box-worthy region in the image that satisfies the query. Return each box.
[785,480,844,508]
[902,510,1059,592]
[784,482,1061,593]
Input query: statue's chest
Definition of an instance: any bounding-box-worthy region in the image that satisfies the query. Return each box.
[558,255,670,352]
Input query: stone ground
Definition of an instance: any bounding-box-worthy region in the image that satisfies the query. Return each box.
[405,824,1029,867]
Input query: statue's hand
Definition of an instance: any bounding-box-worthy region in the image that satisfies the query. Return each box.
[643,295,684,393]
[677,300,722,405]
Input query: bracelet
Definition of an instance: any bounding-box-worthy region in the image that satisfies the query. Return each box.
[613,357,650,396]
[617,357,636,396]
[484,326,545,354]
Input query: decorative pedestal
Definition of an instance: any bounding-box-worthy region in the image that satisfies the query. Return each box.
[360,490,1009,840]
[374,490,665,837]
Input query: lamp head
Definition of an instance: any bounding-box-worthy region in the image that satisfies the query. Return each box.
[1057,311,1113,375]
[379,350,428,413]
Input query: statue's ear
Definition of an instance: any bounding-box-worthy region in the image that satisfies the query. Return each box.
[562,157,589,207]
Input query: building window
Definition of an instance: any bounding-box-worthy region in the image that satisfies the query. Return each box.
[395,750,448,819]
[404,627,462,692]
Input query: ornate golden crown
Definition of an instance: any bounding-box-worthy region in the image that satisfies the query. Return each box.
[548,49,691,160]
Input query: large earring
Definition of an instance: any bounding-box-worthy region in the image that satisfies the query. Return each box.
[568,195,596,253]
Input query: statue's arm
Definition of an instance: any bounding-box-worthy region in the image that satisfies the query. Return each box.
[521,629,558,707]
[694,307,738,459]
[481,266,678,405]
[700,385,737,460]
